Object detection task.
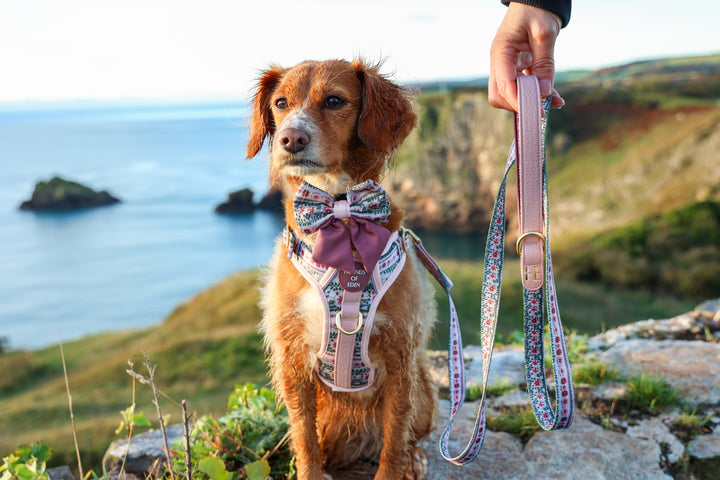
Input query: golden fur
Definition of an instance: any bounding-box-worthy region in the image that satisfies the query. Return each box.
[247,59,438,480]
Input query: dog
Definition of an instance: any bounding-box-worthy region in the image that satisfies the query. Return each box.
[246,58,438,480]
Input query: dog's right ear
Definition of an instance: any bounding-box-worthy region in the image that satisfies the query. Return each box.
[246,66,285,159]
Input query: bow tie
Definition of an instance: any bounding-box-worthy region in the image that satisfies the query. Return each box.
[293,180,392,274]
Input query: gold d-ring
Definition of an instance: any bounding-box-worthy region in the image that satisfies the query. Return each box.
[335,311,364,335]
[516,231,546,255]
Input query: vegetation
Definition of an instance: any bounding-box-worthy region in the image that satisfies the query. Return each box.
[555,201,720,298]
[0,270,267,474]
[624,373,681,413]
[486,406,540,443]
[1,442,52,480]
[171,384,293,480]
[572,362,620,386]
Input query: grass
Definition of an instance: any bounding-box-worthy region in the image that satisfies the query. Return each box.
[672,409,715,443]
[572,362,620,385]
[466,379,516,401]
[624,373,681,413]
[486,406,540,443]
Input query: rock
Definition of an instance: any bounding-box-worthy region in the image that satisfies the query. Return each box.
[589,381,627,402]
[427,402,672,479]
[626,416,685,464]
[103,424,184,479]
[465,345,527,388]
[215,188,254,214]
[520,415,672,480]
[19,176,120,211]
[588,298,720,349]
[428,346,526,389]
[256,189,284,212]
[599,339,720,404]
[47,466,76,480]
[688,427,720,479]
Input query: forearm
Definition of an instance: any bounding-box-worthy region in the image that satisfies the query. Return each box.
[501,0,571,28]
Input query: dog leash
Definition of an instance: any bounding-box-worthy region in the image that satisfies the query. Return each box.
[433,75,574,464]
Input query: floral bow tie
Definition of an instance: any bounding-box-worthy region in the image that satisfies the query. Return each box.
[293,180,392,274]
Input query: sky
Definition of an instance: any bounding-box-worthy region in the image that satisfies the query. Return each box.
[1,0,719,104]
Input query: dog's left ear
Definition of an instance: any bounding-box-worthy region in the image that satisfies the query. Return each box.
[247,65,286,159]
[353,60,417,154]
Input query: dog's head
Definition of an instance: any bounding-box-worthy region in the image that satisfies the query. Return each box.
[246,59,416,196]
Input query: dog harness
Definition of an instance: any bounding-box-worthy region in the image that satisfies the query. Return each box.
[287,180,407,392]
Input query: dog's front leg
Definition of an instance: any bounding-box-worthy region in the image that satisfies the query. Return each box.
[374,362,422,480]
[278,370,328,480]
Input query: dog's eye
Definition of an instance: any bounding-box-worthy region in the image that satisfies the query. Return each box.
[275,98,289,110]
[324,96,345,109]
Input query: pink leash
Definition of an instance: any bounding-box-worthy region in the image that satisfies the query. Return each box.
[429,75,575,464]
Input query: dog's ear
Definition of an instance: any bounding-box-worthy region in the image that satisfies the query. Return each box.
[246,65,285,159]
[353,59,417,154]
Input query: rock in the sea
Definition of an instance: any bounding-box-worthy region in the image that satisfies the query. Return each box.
[256,188,283,212]
[19,176,120,211]
[215,188,254,214]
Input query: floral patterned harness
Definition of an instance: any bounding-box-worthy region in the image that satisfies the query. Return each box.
[283,227,407,391]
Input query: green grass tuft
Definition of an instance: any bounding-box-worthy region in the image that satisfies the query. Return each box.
[624,373,681,412]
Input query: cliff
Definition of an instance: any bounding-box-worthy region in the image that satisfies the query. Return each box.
[387,53,720,239]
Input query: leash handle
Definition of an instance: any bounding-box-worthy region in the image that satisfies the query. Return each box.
[516,76,545,292]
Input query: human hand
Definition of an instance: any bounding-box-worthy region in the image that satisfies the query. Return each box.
[489,2,565,112]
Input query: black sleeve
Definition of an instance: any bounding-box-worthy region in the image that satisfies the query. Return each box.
[501,0,572,28]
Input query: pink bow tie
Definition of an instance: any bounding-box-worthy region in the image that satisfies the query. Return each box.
[293,180,392,274]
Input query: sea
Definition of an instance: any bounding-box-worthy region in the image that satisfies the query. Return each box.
[0,101,483,350]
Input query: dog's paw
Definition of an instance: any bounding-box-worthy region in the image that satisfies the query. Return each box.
[322,473,334,480]
[403,447,428,480]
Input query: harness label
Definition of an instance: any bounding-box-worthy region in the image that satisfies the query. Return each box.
[338,262,371,292]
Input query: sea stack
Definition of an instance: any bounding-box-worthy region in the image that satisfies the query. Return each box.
[19,176,121,211]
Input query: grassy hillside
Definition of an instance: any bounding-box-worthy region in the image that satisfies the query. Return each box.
[0,271,267,473]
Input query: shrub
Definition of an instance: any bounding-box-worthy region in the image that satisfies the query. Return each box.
[171,384,294,480]
[0,442,52,480]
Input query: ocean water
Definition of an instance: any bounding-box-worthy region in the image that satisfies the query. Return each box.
[0,101,285,349]
[0,101,485,350]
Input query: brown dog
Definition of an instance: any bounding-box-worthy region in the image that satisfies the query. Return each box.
[246,59,438,480]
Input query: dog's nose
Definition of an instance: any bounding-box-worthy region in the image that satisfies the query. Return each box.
[279,128,310,153]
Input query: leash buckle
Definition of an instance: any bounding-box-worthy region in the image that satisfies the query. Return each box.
[335,311,364,336]
[515,231,546,256]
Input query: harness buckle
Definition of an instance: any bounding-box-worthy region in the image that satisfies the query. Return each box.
[335,311,364,336]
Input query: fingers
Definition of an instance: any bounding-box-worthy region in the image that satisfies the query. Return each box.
[488,3,564,112]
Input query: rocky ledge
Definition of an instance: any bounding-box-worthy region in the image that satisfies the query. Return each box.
[19,177,120,211]
[85,299,720,480]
